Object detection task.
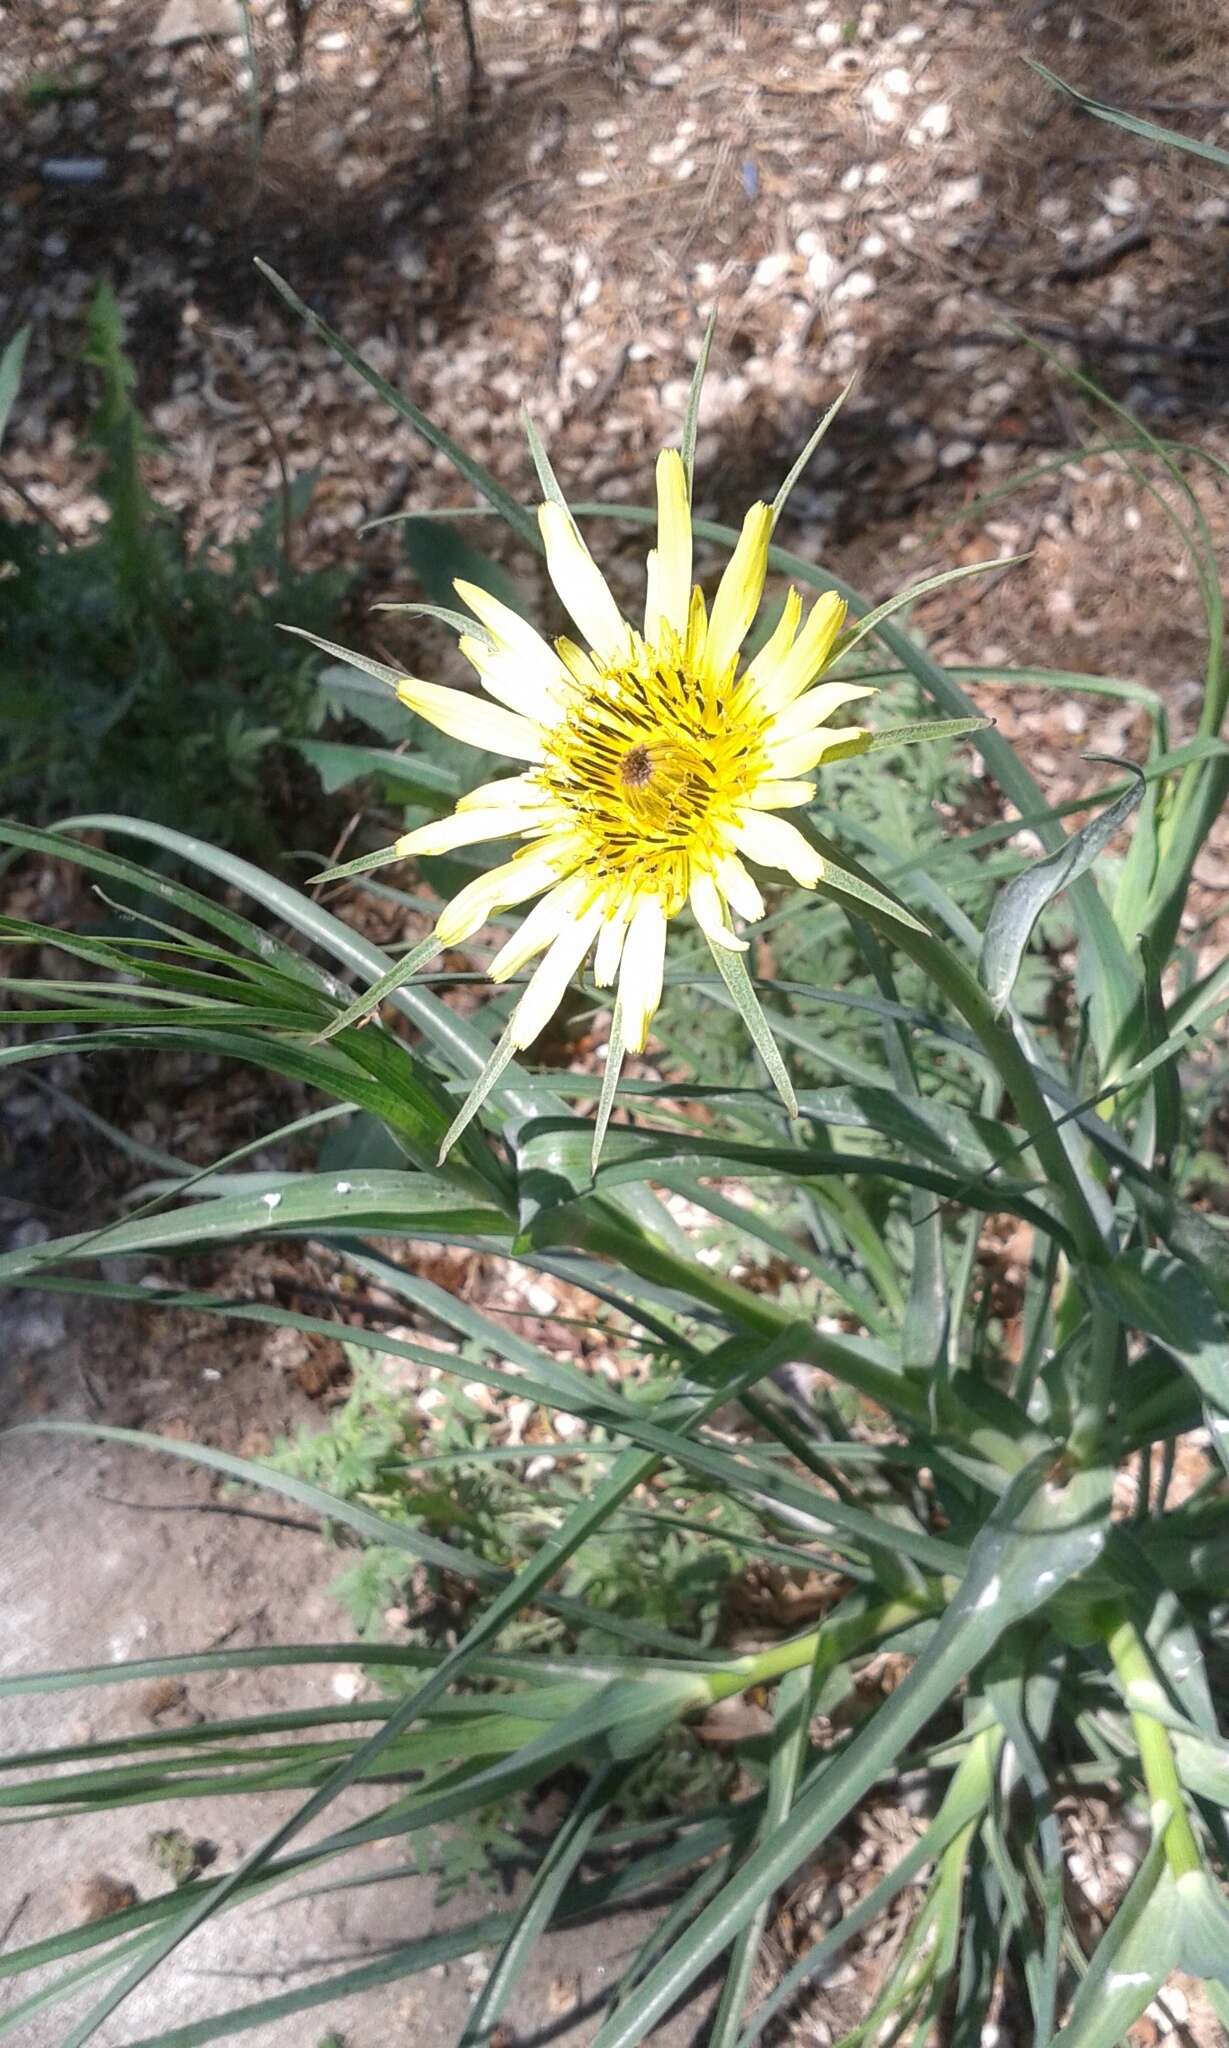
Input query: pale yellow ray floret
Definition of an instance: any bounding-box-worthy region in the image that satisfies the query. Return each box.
[327,414,976,1164]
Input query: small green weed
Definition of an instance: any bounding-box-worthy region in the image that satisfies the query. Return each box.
[0,287,346,853]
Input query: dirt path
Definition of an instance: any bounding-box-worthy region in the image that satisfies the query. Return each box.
[0,1313,713,2047]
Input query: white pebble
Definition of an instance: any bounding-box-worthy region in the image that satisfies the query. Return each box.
[918,100,951,138]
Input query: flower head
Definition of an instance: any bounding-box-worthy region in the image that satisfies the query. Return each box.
[394,450,873,1084]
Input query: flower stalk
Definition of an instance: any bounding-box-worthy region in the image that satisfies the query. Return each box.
[1105,1614,1203,1879]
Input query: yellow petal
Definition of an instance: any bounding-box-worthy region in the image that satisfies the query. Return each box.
[454,579,571,689]
[538,501,632,663]
[458,634,562,723]
[690,870,746,952]
[618,897,668,1053]
[765,725,871,777]
[593,902,630,987]
[749,591,847,712]
[455,583,572,721]
[556,637,604,691]
[738,588,802,702]
[456,773,545,813]
[397,678,544,761]
[703,501,773,680]
[767,678,876,740]
[435,840,575,947]
[511,903,605,1048]
[647,449,691,642]
[488,874,586,981]
[733,811,825,888]
[396,806,539,859]
[746,778,816,810]
[713,852,765,923]
[684,583,708,673]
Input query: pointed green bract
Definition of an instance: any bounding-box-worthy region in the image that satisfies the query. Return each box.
[771,375,855,525]
[438,1017,520,1161]
[815,856,930,935]
[256,260,541,549]
[706,941,798,1119]
[370,599,496,645]
[831,555,1030,667]
[521,404,570,513]
[312,933,442,1045]
[278,624,404,689]
[592,994,627,1172]
[681,305,718,499]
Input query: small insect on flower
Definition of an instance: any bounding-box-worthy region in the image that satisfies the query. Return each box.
[297,381,990,1165]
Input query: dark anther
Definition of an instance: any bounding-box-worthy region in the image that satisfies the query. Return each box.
[620,745,654,789]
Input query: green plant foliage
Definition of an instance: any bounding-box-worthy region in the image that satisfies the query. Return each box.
[2,292,1229,2048]
[0,288,347,852]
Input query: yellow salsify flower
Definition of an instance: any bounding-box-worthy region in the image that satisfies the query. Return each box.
[299,412,992,1165]
[394,455,870,1071]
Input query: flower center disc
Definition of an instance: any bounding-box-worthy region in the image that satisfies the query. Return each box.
[540,651,767,908]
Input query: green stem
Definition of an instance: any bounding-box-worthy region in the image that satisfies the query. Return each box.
[707,1591,936,1701]
[1068,1300,1123,1464]
[1105,1616,1203,1878]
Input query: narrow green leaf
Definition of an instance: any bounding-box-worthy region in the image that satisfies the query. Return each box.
[255,260,540,549]
[457,1768,616,2048]
[709,1668,811,2047]
[439,1017,519,1160]
[592,993,626,1171]
[1030,59,1229,169]
[980,760,1146,1015]
[0,1170,510,1285]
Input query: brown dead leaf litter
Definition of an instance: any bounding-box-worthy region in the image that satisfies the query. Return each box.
[4,2,1229,2044]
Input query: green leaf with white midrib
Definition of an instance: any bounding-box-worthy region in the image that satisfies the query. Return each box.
[0,1172,510,1283]
[518,1119,1069,1248]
